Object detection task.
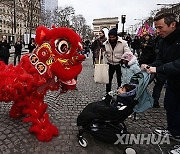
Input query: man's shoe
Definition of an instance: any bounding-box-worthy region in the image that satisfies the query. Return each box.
[155,129,180,142]
[102,96,106,100]
[102,94,111,100]
[154,129,172,137]
[169,145,180,154]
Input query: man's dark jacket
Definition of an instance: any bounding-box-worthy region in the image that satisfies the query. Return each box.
[151,25,180,90]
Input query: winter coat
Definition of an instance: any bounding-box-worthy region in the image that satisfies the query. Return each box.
[14,42,23,55]
[121,56,141,86]
[151,26,180,90]
[28,43,36,53]
[131,38,141,50]
[0,41,11,57]
[91,36,107,58]
[138,38,156,65]
[104,37,131,65]
[111,86,137,110]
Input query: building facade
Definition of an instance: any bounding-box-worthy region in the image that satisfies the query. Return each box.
[92,17,119,36]
[0,0,41,44]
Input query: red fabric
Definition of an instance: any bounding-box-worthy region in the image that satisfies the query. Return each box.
[0,26,85,141]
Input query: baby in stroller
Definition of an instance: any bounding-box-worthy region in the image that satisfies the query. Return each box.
[77,71,154,147]
[77,84,137,127]
[77,84,138,147]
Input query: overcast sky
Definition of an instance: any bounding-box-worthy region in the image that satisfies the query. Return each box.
[58,0,180,32]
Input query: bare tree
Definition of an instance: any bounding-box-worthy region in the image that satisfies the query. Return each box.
[41,5,93,39]
[51,6,75,27]
[41,10,52,28]
[71,14,86,36]
[71,14,93,39]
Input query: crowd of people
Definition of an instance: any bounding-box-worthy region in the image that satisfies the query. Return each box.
[0,37,36,65]
[0,11,179,154]
[80,12,180,154]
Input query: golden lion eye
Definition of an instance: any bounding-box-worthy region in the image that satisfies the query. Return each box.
[55,39,70,54]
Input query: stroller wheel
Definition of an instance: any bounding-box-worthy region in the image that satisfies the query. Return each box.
[78,137,88,148]
[124,147,136,154]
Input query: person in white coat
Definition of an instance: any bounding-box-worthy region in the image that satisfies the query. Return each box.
[103,28,131,99]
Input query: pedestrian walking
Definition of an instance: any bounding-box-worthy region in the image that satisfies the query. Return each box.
[84,36,91,58]
[124,34,132,47]
[28,38,36,53]
[0,35,11,65]
[131,35,141,58]
[103,28,131,99]
[141,12,180,154]
[14,37,23,66]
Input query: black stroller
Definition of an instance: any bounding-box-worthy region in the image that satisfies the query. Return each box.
[77,71,154,147]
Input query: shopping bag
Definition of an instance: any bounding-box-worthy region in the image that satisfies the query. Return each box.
[94,49,109,84]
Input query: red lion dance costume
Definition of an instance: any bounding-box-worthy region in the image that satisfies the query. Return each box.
[0,26,85,141]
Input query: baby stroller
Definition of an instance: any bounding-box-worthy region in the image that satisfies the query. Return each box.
[77,71,154,147]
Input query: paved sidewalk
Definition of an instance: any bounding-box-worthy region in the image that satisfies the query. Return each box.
[0,54,179,154]
[8,46,29,64]
[9,46,29,56]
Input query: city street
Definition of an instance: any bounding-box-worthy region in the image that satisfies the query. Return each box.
[0,53,179,154]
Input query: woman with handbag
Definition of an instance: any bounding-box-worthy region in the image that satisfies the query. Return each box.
[91,30,107,65]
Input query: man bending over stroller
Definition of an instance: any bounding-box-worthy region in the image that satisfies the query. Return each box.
[77,84,137,127]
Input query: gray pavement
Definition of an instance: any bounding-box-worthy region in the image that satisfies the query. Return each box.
[0,53,179,154]
[8,46,29,65]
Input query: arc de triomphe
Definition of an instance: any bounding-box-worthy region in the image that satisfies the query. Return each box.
[92,17,119,36]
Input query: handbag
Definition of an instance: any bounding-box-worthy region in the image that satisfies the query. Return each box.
[94,49,109,84]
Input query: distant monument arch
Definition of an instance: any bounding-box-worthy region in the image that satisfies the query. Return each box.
[92,17,119,36]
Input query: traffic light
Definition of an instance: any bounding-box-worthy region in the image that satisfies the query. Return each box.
[121,15,126,24]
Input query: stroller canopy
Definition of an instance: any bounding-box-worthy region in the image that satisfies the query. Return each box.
[130,71,154,113]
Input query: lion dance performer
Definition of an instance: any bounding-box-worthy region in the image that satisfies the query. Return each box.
[0,26,85,141]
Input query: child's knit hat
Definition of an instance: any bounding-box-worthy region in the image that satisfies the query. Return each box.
[121,52,134,62]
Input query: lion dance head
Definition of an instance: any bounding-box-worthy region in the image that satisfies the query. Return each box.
[0,26,85,141]
[31,25,85,91]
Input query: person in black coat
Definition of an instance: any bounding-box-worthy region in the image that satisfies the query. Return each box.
[0,35,11,65]
[28,38,36,53]
[91,30,107,65]
[151,36,166,108]
[142,12,180,153]
[138,34,156,65]
[14,37,23,66]
[131,35,141,58]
